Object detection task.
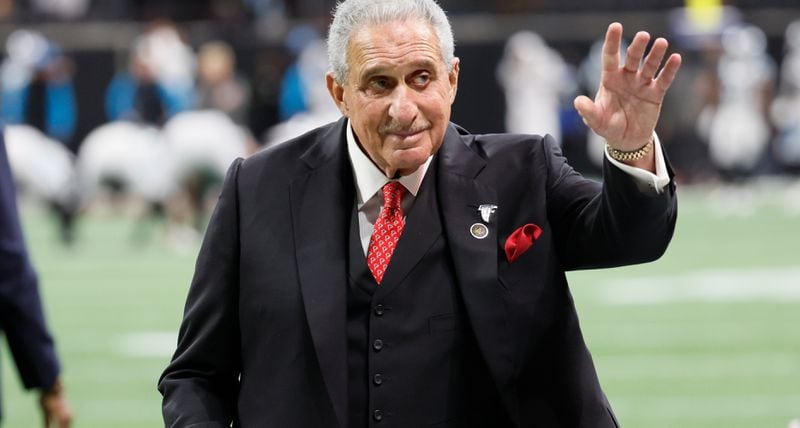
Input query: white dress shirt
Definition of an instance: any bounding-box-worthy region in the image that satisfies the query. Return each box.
[605,132,671,193]
[345,120,670,255]
[346,121,432,254]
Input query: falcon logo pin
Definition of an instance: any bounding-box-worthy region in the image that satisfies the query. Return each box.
[478,204,498,223]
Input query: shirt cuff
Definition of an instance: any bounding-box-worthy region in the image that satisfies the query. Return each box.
[604,132,670,194]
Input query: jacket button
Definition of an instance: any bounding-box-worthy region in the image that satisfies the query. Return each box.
[372,339,384,351]
[373,409,383,421]
[374,304,384,316]
[373,373,383,385]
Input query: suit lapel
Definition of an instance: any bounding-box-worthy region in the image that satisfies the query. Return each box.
[289,119,350,428]
[437,125,516,406]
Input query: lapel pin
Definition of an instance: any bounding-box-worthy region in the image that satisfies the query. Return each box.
[478,204,498,223]
[470,223,489,240]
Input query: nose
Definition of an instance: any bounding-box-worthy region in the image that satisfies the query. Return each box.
[388,84,419,125]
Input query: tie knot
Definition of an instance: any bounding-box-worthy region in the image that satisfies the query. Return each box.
[382,181,406,212]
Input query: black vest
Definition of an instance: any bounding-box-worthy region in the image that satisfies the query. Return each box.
[345,161,509,428]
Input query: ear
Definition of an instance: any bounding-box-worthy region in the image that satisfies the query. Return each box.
[448,57,460,104]
[326,72,349,117]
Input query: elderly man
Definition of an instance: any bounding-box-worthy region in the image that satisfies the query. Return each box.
[159,0,681,426]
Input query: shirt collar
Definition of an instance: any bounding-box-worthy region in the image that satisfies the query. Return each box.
[346,119,432,204]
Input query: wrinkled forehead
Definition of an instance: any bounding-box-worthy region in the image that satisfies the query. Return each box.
[345,19,444,77]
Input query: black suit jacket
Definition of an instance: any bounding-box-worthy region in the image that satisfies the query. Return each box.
[0,132,60,418]
[159,117,677,427]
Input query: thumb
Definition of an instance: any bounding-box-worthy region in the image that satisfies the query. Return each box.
[573,95,602,131]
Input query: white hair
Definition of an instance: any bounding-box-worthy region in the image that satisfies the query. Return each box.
[327,0,455,84]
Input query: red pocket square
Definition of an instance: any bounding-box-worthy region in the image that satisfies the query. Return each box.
[504,224,542,264]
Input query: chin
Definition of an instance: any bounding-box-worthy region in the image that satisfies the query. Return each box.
[394,160,427,176]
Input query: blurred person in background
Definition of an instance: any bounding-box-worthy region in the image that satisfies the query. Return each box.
[263,38,341,148]
[277,24,323,121]
[105,21,195,126]
[86,22,196,244]
[74,120,176,235]
[159,0,681,426]
[0,30,78,151]
[104,50,170,126]
[3,124,80,245]
[245,46,289,147]
[0,132,72,427]
[196,40,251,125]
[497,30,572,144]
[660,0,740,183]
[160,109,249,237]
[770,19,800,173]
[0,30,80,244]
[702,24,775,181]
[160,39,254,240]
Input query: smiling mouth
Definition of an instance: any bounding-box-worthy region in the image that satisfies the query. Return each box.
[383,126,431,139]
[391,129,424,138]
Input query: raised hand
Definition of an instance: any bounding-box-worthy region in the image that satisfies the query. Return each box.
[574,22,682,154]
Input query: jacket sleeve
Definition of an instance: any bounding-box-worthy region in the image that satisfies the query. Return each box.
[158,158,244,428]
[0,134,60,391]
[541,134,678,270]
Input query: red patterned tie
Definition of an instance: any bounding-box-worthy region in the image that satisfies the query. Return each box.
[367,181,407,284]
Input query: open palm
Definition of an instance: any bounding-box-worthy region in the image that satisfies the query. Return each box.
[574,23,682,151]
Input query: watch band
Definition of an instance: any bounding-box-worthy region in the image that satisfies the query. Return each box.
[606,138,653,162]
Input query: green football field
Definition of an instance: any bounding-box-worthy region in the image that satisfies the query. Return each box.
[2,183,799,427]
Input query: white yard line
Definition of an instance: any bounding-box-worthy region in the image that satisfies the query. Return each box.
[596,351,800,380]
[596,267,800,305]
[115,331,177,357]
[612,394,800,419]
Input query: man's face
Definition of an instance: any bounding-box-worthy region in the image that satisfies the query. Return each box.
[327,19,459,178]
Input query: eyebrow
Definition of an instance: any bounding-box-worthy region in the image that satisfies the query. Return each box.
[360,59,438,81]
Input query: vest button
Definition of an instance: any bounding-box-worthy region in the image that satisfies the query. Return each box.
[372,339,384,351]
[373,373,383,385]
[373,409,384,421]
[374,304,385,316]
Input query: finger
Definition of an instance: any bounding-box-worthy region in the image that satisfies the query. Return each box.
[655,53,682,92]
[602,22,623,72]
[641,37,668,80]
[624,31,650,73]
[573,95,602,130]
